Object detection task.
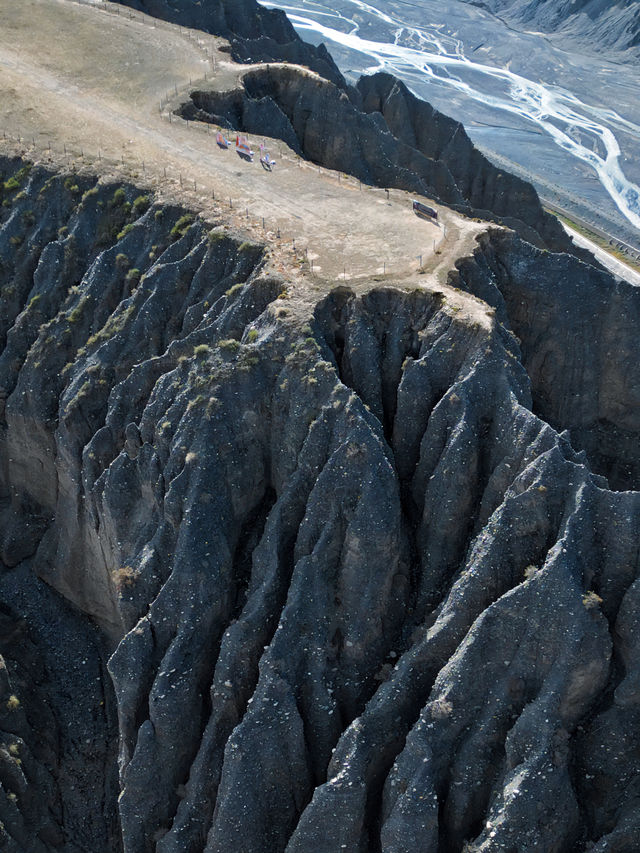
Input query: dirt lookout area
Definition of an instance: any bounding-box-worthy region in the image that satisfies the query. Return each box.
[0,0,486,288]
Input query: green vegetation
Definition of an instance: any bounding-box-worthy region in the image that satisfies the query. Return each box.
[208,229,226,245]
[27,293,41,310]
[85,303,135,348]
[112,565,138,592]
[170,214,195,241]
[95,186,137,247]
[68,297,88,323]
[125,267,141,283]
[218,338,240,354]
[583,590,603,610]
[111,187,127,207]
[5,695,20,711]
[64,176,80,194]
[81,186,99,204]
[241,353,260,368]
[194,343,211,357]
[132,195,150,217]
[115,252,130,270]
[3,164,31,195]
[225,282,244,298]
[246,328,258,343]
[117,222,135,240]
[187,394,205,411]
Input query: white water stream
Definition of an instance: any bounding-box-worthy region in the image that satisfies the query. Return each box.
[261,0,640,233]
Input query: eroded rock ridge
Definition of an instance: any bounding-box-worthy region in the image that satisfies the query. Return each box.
[2,155,640,853]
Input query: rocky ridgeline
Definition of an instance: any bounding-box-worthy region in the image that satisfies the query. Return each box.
[458,0,640,62]
[2,155,640,852]
[180,66,586,258]
[115,0,345,87]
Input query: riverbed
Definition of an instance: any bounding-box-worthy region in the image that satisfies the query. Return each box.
[261,0,640,250]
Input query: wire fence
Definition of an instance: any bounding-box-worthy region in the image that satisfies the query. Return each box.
[2,0,449,278]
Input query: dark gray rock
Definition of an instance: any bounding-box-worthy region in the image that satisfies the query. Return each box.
[461,0,640,62]
[3,155,640,853]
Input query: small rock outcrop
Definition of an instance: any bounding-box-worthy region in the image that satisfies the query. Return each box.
[3,155,640,852]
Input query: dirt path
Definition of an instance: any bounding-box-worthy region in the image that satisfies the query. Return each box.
[0,0,487,285]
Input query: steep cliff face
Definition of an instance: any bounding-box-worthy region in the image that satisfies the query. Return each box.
[180,65,583,257]
[452,229,640,490]
[3,155,640,852]
[462,0,640,60]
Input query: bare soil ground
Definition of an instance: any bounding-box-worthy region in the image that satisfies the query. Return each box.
[0,0,488,300]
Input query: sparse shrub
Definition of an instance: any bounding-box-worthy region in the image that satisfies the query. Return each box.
[3,164,31,193]
[194,344,211,357]
[208,230,226,245]
[112,565,138,592]
[187,394,205,411]
[117,223,135,240]
[64,176,80,194]
[68,299,86,323]
[241,353,260,368]
[27,293,41,310]
[431,697,453,719]
[115,252,130,270]
[132,195,150,217]
[524,564,538,580]
[9,236,22,247]
[81,186,99,203]
[125,268,141,283]
[225,282,244,298]
[5,695,20,711]
[170,214,195,241]
[111,188,127,207]
[218,338,240,354]
[246,328,258,343]
[58,225,68,239]
[583,590,603,610]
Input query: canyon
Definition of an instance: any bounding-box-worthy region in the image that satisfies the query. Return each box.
[1,1,640,852]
